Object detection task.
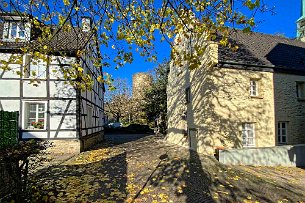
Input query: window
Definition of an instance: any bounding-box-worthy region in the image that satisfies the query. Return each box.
[86,105,93,128]
[296,82,305,99]
[250,80,258,96]
[3,21,26,40]
[242,123,255,147]
[24,102,46,130]
[185,87,191,103]
[24,56,46,78]
[278,122,288,144]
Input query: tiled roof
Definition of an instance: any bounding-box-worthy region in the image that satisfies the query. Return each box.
[0,23,92,53]
[219,30,305,71]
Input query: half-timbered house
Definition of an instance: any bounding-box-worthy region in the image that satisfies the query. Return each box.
[0,13,105,152]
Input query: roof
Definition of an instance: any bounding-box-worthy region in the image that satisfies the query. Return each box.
[219,30,305,72]
[0,22,92,53]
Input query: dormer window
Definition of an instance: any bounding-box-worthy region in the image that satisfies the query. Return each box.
[3,21,26,40]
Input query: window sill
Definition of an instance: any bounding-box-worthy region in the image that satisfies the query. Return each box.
[22,129,47,131]
[243,145,256,148]
[2,38,27,42]
[250,95,263,99]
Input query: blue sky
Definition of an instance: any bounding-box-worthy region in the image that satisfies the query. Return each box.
[105,0,302,86]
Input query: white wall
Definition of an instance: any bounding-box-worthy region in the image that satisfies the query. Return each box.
[49,81,76,98]
[0,100,19,111]
[23,81,47,97]
[0,80,20,97]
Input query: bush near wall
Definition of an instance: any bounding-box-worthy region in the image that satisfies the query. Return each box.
[0,140,49,203]
[0,111,19,149]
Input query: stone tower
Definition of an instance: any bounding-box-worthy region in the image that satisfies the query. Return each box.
[297,0,305,41]
[132,72,153,101]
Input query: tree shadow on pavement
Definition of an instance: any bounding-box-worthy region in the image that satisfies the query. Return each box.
[30,150,128,202]
[148,149,215,203]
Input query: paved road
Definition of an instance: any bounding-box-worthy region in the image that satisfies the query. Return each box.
[31,135,305,203]
[104,133,153,144]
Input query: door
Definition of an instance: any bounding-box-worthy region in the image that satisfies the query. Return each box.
[189,129,197,151]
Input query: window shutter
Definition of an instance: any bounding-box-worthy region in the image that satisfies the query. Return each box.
[3,22,9,39]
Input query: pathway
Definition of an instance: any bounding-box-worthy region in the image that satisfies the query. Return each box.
[30,134,305,203]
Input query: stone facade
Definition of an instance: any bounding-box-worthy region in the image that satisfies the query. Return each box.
[166,40,305,155]
[81,131,104,151]
[132,72,152,101]
[274,73,305,145]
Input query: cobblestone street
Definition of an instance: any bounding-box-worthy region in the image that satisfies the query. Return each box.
[32,134,305,203]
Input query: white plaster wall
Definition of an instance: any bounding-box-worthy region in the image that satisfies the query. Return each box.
[49,131,77,138]
[0,80,20,97]
[49,81,76,98]
[49,100,76,114]
[0,53,22,79]
[0,100,19,111]
[0,65,21,78]
[23,81,47,97]
[50,56,76,65]
[49,56,76,80]
[50,115,76,130]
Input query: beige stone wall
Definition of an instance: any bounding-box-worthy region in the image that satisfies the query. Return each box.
[81,131,104,151]
[166,41,276,154]
[274,73,305,145]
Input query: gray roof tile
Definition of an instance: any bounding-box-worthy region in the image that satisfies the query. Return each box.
[220,30,305,71]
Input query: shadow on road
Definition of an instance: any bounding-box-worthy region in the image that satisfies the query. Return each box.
[31,150,128,202]
[104,132,153,145]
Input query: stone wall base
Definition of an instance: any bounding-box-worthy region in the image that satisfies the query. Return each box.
[80,131,104,151]
[219,144,305,167]
[42,131,104,154]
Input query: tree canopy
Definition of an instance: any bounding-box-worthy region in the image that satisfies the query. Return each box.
[143,61,169,133]
[0,0,268,88]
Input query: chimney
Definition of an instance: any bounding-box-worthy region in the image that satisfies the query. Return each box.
[81,17,91,32]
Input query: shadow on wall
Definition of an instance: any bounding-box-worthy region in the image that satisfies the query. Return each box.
[167,40,274,154]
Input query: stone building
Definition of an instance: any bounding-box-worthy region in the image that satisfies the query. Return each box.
[0,13,105,153]
[132,72,152,123]
[132,72,153,101]
[166,3,305,154]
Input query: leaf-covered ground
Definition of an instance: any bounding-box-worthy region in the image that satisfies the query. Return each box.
[31,134,305,203]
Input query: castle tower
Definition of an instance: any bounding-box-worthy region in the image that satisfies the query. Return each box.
[132,72,153,101]
[297,0,305,41]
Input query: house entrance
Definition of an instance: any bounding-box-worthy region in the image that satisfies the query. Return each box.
[189,128,197,151]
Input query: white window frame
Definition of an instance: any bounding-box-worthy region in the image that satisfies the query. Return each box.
[278,122,288,144]
[242,123,255,147]
[22,101,47,130]
[24,57,47,78]
[250,79,258,96]
[3,21,26,40]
